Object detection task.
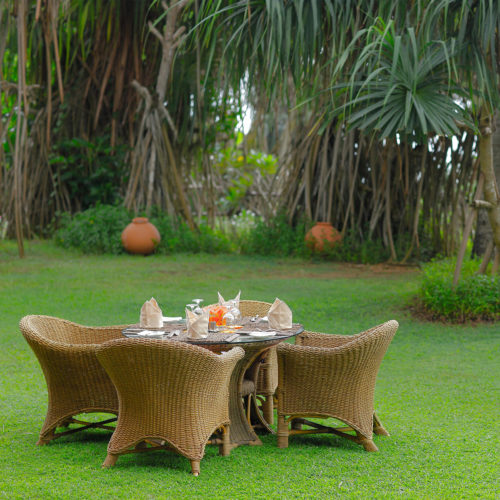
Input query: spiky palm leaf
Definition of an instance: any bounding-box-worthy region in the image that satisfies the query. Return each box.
[337,21,470,139]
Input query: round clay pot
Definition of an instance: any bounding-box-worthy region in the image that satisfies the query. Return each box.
[121,217,161,255]
[305,222,342,252]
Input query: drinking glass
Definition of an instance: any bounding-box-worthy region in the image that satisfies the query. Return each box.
[223,311,235,326]
[192,298,204,315]
[186,303,195,327]
[228,300,241,323]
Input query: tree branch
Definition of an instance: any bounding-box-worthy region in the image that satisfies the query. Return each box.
[471,200,496,210]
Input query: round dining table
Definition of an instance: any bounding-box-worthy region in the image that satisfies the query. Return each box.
[122,319,303,448]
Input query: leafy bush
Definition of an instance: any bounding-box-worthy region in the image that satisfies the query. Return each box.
[49,136,129,209]
[55,205,233,255]
[55,204,131,254]
[149,210,233,254]
[321,229,390,264]
[54,204,436,266]
[417,258,500,322]
[240,214,310,257]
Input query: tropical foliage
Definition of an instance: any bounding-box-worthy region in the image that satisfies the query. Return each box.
[1,0,499,271]
[417,257,500,321]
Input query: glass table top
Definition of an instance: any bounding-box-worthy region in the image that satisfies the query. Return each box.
[122,318,303,345]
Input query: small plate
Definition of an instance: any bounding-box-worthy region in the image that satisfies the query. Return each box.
[248,331,277,338]
[162,316,183,323]
[136,330,166,338]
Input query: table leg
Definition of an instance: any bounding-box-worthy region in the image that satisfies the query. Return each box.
[226,344,264,447]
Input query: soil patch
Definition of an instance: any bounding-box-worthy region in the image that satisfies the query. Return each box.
[287,263,420,280]
[407,297,499,324]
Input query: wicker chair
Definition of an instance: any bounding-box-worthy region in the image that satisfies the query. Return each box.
[19,315,126,445]
[95,338,244,476]
[276,320,399,452]
[206,300,275,425]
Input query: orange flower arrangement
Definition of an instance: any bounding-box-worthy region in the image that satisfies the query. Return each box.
[209,305,228,326]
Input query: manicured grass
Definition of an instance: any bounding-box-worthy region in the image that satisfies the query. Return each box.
[0,240,498,499]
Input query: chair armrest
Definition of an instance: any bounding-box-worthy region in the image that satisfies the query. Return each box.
[80,325,129,344]
[219,346,245,365]
[296,330,353,348]
[296,321,399,349]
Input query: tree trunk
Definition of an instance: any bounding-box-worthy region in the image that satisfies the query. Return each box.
[472,114,500,256]
[472,208,493,256]
[478,113,500,253]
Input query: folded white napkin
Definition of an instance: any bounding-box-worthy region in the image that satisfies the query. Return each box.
[218,290,241,308]
[140,297,163,328]
[268,298,292,329]
[186,309,209,339]
[162,316,183,322]
[136,330,164,337]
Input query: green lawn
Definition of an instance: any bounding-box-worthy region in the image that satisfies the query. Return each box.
[0,241,498,499]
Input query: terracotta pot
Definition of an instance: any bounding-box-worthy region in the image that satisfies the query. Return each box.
[121,217,161,255]
[305,222,342,252]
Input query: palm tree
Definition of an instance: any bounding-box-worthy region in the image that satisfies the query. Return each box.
[4,0,499,265]
[333,2,500,270]
[196,1,486,260]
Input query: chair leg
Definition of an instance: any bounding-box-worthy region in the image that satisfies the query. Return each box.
[356,433,379,452]
[219,425,231,457]
[246,395,252,423]
[277,415,289,448]
[190,460,200,476]
[37,429,55,446]
[373,413,390,436]
[262,396,274,425]
[102,453,119,467]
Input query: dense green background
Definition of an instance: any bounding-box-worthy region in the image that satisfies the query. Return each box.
[0,241,498,499]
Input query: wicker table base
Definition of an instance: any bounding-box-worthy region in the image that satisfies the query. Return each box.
[225,340,279,447]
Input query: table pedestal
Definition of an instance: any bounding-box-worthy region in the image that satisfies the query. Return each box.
[209,339,280,448]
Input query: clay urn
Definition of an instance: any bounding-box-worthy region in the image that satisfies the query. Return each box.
[305,222,342,252]
[121,217,161,255]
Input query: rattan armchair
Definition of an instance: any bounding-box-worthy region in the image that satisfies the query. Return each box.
[19,315,126,445]
[95,338,244,476]
[276,320,399,452]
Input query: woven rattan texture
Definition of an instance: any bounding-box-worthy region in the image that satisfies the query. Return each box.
[206,300,276,394]
[96,339,244,463]
[277,320,399,440]
[19,315,126,443]
[239,302,276,394]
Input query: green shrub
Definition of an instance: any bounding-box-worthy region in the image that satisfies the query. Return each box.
[55,205,234,255]
[417,258,500,322]
[321,229,391,264]
[149,211,233,254]
[49,136,129,209]
[240,214,310,257]
[54,204,436,265]
[54,204,131,254]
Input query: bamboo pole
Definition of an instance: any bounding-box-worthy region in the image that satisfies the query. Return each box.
[13,0,28,258]
[383,144,397,261]
[477,241,494,274]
